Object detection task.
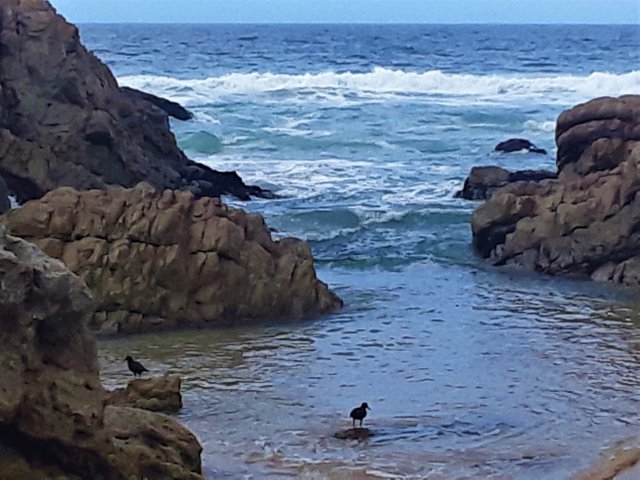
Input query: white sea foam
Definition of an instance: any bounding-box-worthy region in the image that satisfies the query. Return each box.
[524,119,557,132]
[119,68,640,106]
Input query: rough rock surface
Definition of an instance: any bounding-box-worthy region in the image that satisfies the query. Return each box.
[455,166,556,200]
[0,0,269,202]
[0,225,203,479]
[109,375,183,413]
[471,96,640,286]
[1,183,342,334]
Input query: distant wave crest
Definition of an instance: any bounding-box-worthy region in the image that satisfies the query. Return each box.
[119,67,640,105]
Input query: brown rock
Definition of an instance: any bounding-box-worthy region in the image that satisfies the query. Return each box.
[471,96,640,287]
[0,0,270,202]
[573,436,640,480]
[0,225,203,479]
[108,375,183,413]
[455,166,556,200]
[1,183,342,334]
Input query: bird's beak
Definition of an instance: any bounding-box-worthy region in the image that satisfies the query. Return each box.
[367,406,371,410]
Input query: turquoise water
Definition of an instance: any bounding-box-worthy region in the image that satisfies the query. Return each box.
[88,24,640,478]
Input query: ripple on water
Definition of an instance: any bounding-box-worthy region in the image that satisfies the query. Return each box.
[98,263,640,479]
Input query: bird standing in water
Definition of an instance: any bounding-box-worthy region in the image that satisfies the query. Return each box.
[124,355,148,377]
[349,402,370,427]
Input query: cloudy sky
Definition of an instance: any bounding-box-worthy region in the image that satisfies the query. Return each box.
[50,0,639,24]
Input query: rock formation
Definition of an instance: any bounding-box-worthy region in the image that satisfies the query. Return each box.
[455,166,556,200]
[0,0,270,202]
[0,225,203,479]
[1,183,343,334]
[109,375,183,413]
[471,95,640,286]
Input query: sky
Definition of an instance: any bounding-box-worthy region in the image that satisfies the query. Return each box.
[49,0,640,24]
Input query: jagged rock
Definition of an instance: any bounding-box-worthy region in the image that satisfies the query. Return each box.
[0,176,9,214]
[120,86,193,121]
[471,96,640,287]
[0,0,270,202]
[109,375,183,413]
[495,138,547,155]
[455,166,556,200]
[1,183,342,334]
[0,225,203,479]
[334,428,374,440]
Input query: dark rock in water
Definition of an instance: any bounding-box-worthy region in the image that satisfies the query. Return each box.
[334,428,374,440]
[120,86,193,121]
[472,95,640,288]
[495,138,547,155]
[182,160,277,200]
[455,166,556,200]
[0,176,10,214]
[0,0,265,201]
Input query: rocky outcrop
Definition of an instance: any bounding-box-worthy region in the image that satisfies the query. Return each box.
[472,96,640,286]
[455,166,556,200]
[1,183,342,334]
[0,225,203,479]
[120,86,193,121]
[109,375,183,413]
[0,0,270,202]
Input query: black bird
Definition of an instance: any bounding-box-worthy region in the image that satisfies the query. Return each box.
[349,402,371,427]
[124,356,148,377]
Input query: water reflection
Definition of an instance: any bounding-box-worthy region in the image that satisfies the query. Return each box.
[99,263,640,479]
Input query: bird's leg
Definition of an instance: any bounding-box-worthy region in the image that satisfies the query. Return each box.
[352,418,355,427]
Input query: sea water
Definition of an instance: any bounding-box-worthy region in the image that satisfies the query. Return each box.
[84,24,640,478]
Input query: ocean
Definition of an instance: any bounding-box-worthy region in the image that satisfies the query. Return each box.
[88,24,640,478]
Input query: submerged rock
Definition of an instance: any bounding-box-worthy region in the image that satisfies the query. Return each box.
[455,166,556,200]
[109,374,183,413]
[334,428,374,440]
[472,95,640,287]
[0,226,203,479]
[1,183,342,334]
[0,0,269,201]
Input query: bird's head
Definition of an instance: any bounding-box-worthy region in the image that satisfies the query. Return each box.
[124,355,133,362]
[362,402,370,410]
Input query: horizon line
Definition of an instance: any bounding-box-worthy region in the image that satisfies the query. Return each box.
[76,21,637,26]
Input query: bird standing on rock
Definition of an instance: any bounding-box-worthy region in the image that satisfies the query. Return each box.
[125,355,148,377]
[350,402,370,427]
